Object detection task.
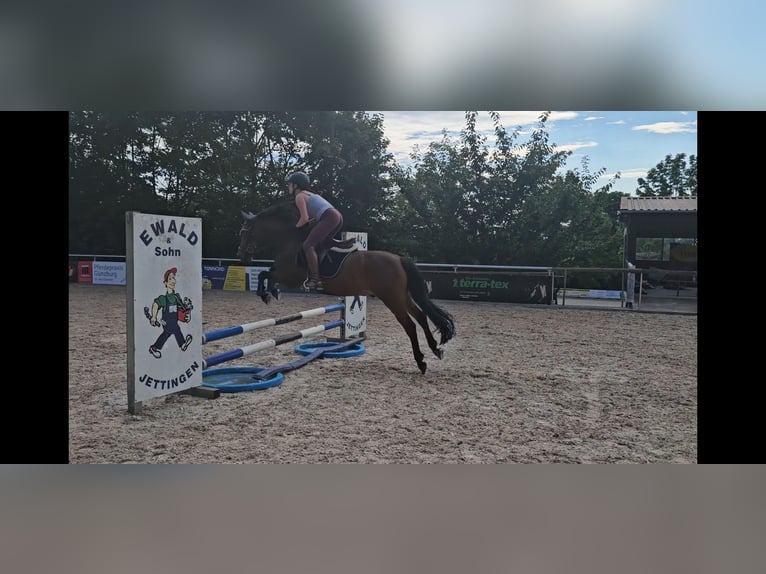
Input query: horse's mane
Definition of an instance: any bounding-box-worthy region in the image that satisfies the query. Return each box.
[243,201,309,249]
[257,201,300,227]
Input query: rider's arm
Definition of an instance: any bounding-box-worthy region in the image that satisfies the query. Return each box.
[295,192,310,227]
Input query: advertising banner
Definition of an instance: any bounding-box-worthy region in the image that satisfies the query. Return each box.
[422,272,553,304]
[93,261,127,285]
[126,212,203,410]
[202,265,227,290]
[223,266,247,291]
[246,266,272,292]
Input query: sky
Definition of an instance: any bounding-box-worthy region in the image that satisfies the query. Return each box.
[374,111,698,196]
[3,1,764,110]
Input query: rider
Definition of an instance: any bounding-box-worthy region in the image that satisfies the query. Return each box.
[286,171,344,292]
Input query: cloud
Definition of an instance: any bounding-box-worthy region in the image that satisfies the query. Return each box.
[607,120,626,125]
[603,169,648,179]
[632,121,697,134]
[4,2,764,109]
[555,141,598,153]
[547,111,579,121]
[376,110,580,164]
[584,116,603,121]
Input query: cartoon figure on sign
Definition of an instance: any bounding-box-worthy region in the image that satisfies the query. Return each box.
[144,267,194,359]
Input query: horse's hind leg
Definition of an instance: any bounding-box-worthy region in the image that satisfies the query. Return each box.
[379,294,428,374]
[406,296,443,360]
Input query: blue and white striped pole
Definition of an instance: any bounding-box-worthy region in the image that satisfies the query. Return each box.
[202,319,344,369]
[202,303,345,344]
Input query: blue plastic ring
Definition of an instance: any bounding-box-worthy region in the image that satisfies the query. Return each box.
[294,342,366,358]
[202,367,283,392]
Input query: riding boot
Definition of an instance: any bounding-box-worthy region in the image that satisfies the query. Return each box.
[303,246,323,292]
[304,273,324,292]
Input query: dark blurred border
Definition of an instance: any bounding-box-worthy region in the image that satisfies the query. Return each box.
[1,465,765,574]
[697,112,759,465]
[1,3,763,110]
[3,112,69,465]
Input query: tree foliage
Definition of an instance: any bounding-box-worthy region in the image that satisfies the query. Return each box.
[391,112,625,267]
[636,153,697,197]
[69,111,395,257]
[70,110,661,272]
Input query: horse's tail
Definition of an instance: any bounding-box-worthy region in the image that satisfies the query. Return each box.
[400,257,456,346]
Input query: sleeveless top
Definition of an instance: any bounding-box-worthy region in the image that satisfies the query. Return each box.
[305,192,335,220]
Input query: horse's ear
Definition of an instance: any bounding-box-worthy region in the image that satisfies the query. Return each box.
[241,211,256,221]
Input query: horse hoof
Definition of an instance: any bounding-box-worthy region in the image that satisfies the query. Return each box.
[261,293,273,304]
[436,349,444,360]
[418,362,427,374]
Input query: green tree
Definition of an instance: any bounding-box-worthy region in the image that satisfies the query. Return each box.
[69,111,398,257]
[636,153,697,196]
[296,111,396,243]
[69,111,163,254]
[70,110,627,269]
[395,129,474,262]
[392,111,624,267]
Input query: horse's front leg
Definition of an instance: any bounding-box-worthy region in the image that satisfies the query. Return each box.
[257,267,281,304]
[267,266,281,301]
[257,269,273,304]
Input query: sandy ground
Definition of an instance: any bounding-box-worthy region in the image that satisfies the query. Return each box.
[69,284,697,463]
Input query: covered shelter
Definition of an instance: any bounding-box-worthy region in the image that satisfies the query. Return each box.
[618,196,697,288]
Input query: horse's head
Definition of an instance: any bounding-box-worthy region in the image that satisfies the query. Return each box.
[237,210,259,263]
[237,202,302,263]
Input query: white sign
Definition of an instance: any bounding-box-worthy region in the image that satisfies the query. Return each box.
[126,212,203,411]
[247,266,272,292]
[342,232,367,338]
[93,261,127,285]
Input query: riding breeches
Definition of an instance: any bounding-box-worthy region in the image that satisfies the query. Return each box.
[303,208,343,251]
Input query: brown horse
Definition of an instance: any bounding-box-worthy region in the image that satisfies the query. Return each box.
[237,202,455,374]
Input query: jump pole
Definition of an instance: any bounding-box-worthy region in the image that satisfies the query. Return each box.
[203,319,344,368]
[202,303,345,344]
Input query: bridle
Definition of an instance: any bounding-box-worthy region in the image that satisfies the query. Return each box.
[239,220,258,254]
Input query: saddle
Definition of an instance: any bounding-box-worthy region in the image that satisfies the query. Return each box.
[296,237,359,279]
[325,237,357,253]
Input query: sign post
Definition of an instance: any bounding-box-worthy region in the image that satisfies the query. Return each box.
[126,212,203,414]
[341,232,367,338]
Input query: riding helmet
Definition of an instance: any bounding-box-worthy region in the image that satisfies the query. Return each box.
[286,171,311,190]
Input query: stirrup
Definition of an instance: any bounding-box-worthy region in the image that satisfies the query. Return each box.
[303,277,324,292]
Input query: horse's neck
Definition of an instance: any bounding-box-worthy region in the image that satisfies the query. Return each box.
[285,236,304,250]
[255,221,305,252]
[271,234,304,256]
